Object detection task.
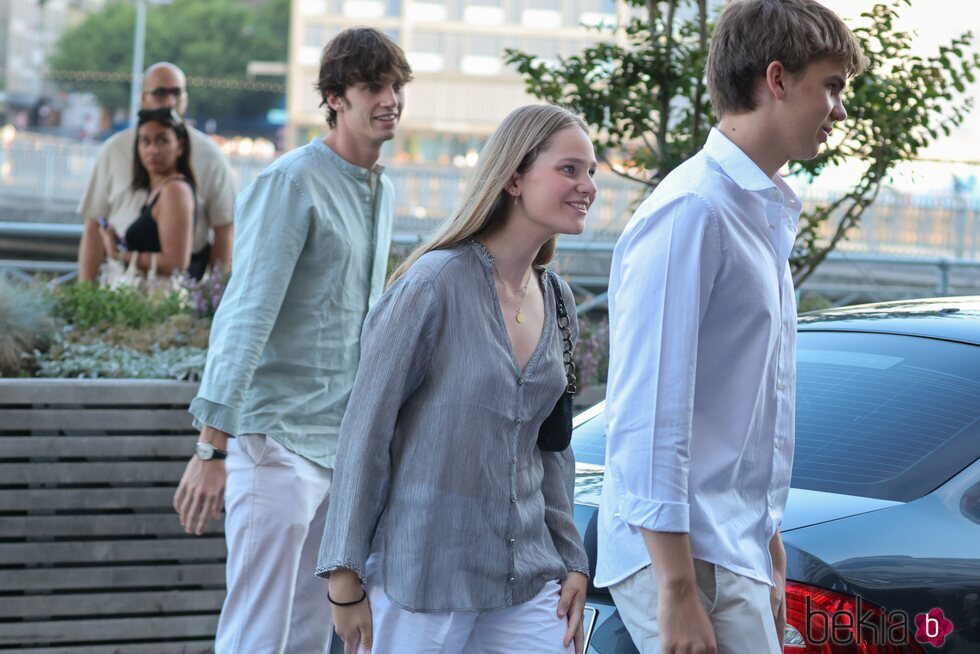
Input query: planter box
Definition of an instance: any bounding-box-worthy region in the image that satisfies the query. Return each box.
[0,379,224,653]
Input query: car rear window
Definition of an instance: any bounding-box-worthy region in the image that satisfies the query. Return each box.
[571,331,980,502]
[793,330,980,501]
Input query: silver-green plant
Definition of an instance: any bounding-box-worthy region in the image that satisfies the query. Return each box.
[0,276,55,376]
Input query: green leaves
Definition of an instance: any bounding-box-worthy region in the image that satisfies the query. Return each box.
[507,0,979,284]
[49,0,288,122]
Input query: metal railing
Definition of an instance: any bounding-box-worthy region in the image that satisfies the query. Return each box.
[3,134,980,259]
[5,222,980,311]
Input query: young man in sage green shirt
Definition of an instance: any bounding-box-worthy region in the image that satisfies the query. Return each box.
[173,28,412,653]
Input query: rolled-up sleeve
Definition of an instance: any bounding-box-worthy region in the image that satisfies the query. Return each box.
[189,170,312,436]
[316,277,440,582]
[606,193,721,534]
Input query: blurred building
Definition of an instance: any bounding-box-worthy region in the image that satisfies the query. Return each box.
[286,0,624,162]
[0,0,106,118]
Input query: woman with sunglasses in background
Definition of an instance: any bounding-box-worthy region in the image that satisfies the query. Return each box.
[99,107,197,279]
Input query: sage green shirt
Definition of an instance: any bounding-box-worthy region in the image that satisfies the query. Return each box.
[189,139,393,468]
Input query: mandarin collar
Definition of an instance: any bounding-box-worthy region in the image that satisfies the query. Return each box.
[311,138,385,180]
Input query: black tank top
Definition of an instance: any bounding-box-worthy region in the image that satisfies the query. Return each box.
[124,178,196,256]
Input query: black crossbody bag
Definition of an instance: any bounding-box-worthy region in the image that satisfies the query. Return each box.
[537,271,577,452]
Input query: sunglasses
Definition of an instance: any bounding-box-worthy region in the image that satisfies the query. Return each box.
[145,86,185,99]
[137,107,185,129]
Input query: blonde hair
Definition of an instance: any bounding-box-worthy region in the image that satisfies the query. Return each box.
[707,0,867,117]
[389,104,588,286]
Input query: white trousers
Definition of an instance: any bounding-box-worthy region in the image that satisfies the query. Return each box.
[608,561,781,654]
[362,553,573,654]
[215,434,334,654]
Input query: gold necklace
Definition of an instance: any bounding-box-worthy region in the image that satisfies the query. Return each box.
[494,266,533,324]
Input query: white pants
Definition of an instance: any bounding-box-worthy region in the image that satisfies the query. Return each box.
[608,561,780,654]
[362,553,573,654]
[216,435,334,654]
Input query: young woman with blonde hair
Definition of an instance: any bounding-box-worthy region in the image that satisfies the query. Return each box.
[317,103,598,653]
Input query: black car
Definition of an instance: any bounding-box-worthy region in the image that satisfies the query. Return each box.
[572,296,980,653]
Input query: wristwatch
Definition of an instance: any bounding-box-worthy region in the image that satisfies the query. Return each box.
[194,441,228,461]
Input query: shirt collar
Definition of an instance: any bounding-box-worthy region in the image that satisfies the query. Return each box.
[311,138,385,180]
[704,127,801,221]
[704,127,779,193]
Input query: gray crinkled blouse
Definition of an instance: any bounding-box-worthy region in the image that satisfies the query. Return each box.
[316,240,589,612]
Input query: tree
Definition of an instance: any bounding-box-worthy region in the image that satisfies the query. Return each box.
[49,0,288,125]
[505,0,980,284]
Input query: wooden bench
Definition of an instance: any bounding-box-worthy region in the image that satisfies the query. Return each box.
[0,379,223,653]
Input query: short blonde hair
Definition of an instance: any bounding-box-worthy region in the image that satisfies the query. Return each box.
[707,0,867,117]
[389,104,588,286]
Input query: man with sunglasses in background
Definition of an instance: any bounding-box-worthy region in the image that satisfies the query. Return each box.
[77,61,235,281]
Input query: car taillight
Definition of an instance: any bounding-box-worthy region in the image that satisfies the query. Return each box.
[783,581,924,653]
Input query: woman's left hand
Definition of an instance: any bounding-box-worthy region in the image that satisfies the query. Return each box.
[558,571,588,654]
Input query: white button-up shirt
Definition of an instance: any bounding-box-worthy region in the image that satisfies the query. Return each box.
[596,128,799,588]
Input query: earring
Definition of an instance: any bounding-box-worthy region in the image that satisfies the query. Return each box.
[513,195,519,206]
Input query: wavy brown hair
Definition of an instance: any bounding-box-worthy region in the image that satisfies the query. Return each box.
[315,27,413,129]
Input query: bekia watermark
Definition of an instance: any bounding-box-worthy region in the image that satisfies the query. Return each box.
[914,608,954,647]
[805,597,954,648]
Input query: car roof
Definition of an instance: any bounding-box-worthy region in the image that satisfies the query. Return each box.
[798,295,980,345]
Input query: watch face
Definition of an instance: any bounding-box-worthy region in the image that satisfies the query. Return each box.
[195,442,215,459]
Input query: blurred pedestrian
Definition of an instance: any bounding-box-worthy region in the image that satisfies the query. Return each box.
[98,107,195,280]
[77,62,235,282]
[173,28,412,654]
[319,104,596,654]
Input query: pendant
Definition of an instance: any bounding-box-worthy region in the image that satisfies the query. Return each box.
[515,309,525,324]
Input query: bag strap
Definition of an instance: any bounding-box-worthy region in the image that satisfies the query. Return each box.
[547,270,577,395]
[125,250,141,275]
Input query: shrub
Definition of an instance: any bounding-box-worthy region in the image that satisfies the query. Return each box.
[34,339,207,381]
[185,265,229,319]
[0,277,55,376]
[64,312,211,352]
[52,282,187,330]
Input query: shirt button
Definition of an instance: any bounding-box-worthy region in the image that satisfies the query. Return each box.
[775,441,781,449]
[769,502,774,509]
[515,418,522,425]
[508,577,515,583]
[768,223,776,229]
[508,537,516,545]
[517,378,524,385]
[510,495,517,503]
[778,382,786,390]
[511,457,517,465]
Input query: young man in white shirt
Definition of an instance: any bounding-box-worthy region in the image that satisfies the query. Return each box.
[597,1,866,653]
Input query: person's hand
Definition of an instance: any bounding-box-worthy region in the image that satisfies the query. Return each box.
[658,582,718,654]
[98,224,120,260]
[558,571,588,653]
[330,570,373,654]
[173,455,225,535]
[771,581,787,650]
[770,531,787,649]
